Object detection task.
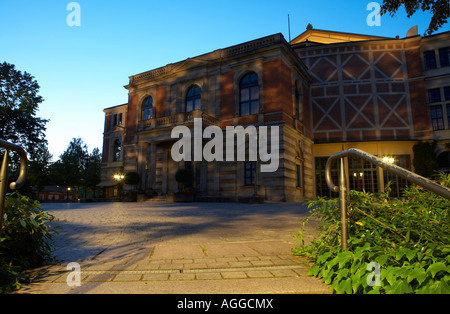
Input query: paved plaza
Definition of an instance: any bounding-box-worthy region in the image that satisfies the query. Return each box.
[17,201,329,294]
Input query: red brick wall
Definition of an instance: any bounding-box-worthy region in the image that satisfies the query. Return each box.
[263,59,292,114]
[125,94,138,144]
[220,70,235,120]
[156,87,167,118]
[101,138,109,164]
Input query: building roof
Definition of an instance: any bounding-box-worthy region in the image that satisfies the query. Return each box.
[103,103,128,111]
[290,28,391,45]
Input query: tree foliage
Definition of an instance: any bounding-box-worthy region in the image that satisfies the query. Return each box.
[0,62,48,160]
[50,138,102,190]
[380,0,450,35]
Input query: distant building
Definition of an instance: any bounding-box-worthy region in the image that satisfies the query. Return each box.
[99,26,450,202]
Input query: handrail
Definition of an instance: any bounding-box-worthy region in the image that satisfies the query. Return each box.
[0,139,29,190]
[325,148,450,250]
[326,149,450,200]
[0,139,29,239]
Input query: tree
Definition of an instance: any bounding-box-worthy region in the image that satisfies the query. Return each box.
[380,0,449,35]
[0,62,49,160]
[28,141,53,193]
[50,138,88,189]
[85,148,102,190]
[49,138,102,199]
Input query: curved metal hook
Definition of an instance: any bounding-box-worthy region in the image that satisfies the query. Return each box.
[0,139,29,190]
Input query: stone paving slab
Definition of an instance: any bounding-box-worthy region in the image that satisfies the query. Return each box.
[15,202,329,294]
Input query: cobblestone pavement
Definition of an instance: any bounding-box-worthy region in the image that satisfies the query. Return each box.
[17,202,328,294]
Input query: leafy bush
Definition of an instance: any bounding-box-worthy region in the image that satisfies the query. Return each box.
[293,174,450,294]
[1,193,57,293]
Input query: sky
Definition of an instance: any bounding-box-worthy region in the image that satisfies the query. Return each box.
[1,0,449,159]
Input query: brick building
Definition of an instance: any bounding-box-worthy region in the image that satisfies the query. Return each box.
[100,27,450,202]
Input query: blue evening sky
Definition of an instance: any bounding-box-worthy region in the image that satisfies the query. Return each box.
[1,0,448,158]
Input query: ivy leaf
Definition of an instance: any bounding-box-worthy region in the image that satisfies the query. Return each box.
[336,278,352,294]
[406,268,427,285]
[386,280,413,294]
[421,280,450,294]
[375,254,389,267]
[427,262,448,279]
[19,219,26,228]
[337,251,353,268]
[308,265,320,277]
[405,249,416,262]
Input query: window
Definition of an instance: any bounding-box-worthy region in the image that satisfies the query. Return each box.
[447,104,450,128]
[444,87,450,101]
[186,85,201,112]
[296,164,303,188]
[113,139,122,162]
[439,47,450,67]
[240,72,259,116]
[424,50,437,70]
[430,105,444,130]
[428,89,441,103]
[142,97,153,121]
[113,113,123,126]
[244,162,256,186]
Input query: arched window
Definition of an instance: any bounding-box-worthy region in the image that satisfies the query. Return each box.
[240,72,259,116]
[186,85,201,112]
[113,139,122,162]
[142,96,153,121]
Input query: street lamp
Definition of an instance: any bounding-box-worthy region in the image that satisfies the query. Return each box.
[113,174,125,199]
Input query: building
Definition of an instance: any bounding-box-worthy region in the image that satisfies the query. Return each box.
[100,26,450,202]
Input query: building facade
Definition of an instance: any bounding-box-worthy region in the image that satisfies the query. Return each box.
[100,27,450,202]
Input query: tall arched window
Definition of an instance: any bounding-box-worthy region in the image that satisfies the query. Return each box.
[186,85,201,112]
[113,139,122,162]
[142,96,153,121]
[240,72,259,116]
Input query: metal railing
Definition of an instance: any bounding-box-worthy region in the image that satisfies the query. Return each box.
[0,139,29,239]
[325,148,450,250]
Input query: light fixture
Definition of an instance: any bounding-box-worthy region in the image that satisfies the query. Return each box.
[382,156,395,164]
[113,174,125,181]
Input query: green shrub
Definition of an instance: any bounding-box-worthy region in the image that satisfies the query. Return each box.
[1,193,58,293]
[293,174,450,294]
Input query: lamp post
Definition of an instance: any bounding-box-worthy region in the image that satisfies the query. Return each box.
[113,174,125,200]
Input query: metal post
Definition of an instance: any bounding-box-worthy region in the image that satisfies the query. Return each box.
[0,151,10,239]
[339,158,348,250]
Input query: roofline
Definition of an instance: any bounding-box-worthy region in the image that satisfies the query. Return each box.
[290,28,392,45]
[103,103,127,111]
